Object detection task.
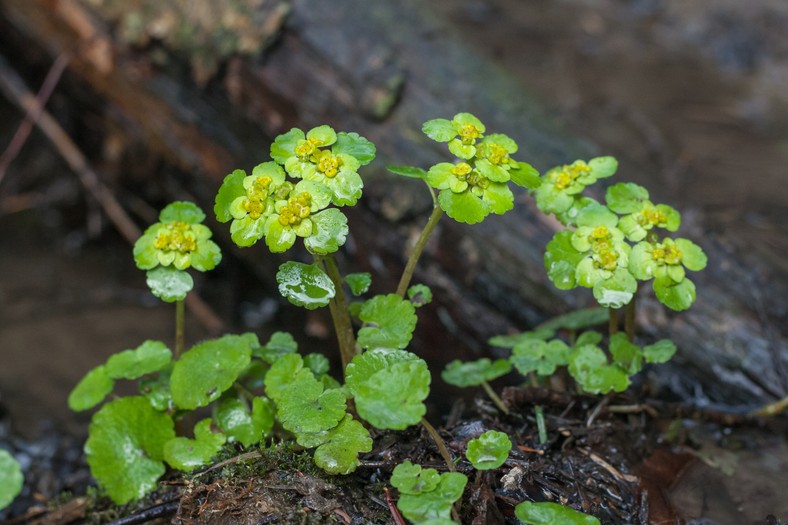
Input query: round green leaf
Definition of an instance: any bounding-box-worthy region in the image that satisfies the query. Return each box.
[593,268,637,309]
[407,284,433,307]
[397,471,468,523]
[230,215,266,247]
[675,238,707,272]
[164,418,226,472]
[306,125,337,146]
[345,273,372,296]
[483,182,514,215]
[605,182,649,214]
[216,397,273,447]
[515,501,601,525]
[106,340,172,380]
[510,339,571,376]
[422,118,456,142]
[357,294,418,350]
[85,396,175,504]
[334,132,376,165]
[214,169,247,222]
[304,353,330,376]
[0,449,23,511]
[305,208,349,254]
[588,156,618,180]
[643,339,677,364]
[159,201,205,224]
[568,346,630,394]
[510,161,541,189]
[654,276,696,311]
[277,377,347,435]
[544,230,585,290]
[391,461,441,495]
[145,266,193,303]
[170,335,253,410]
[609,333,643,375]
[68,365,114,411]
[441,358,511,387]
[276,261,335,310]
[313,414,373,475]
[466,430,511,470]
[264,353,306,401]
[270,128,303,164]
[256,331,298,364]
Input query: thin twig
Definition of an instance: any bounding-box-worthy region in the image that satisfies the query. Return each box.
[105,500,180,525]
[0,53,70,185]
[0,54,225,335]
[383,487,408,525]
[577,447,638,483]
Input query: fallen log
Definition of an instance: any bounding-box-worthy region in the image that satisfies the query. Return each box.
[0,0,785,408]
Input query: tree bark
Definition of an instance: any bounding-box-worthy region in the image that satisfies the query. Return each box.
[1,0,785,407]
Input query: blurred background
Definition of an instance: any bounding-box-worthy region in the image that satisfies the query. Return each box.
[0,0,786,517]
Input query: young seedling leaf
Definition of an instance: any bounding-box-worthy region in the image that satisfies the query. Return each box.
[145,266,193,303]
[397,471,468,523]
[303,353,330,377]
[609,333,643,375]
[510,339,571,377]
[0,449,23,511]
[390,461,441,495]
[466,430,512,470]
[85,396,175,504]
[170,335,253,410]
[276,261,335,310]
[387,165,428,179]
[346,349,430,430]
[643,339,677,363]
[216,396,274,447]
[407,284,433,307]
[568,345,630,394]
[538,307,609,332]
[515,501,601,525]
[313,414,373,475]
[255,331,298,364]
[106,340,172,380]
[68,365,114,412]
[357,294,418,350]
[441,358,511,387]
[164,418,226,472]
[345,272,372,296]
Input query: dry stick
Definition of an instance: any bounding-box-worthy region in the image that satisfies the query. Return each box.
[0,53,71,185]
[0,55,225,335]
[419,417,455,472]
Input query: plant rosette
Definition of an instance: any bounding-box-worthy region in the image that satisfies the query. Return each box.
[605,182,680,242]
[132,201,221,301]
[215,161,348,253]
[629,236,707,311]
[269,125,375,206]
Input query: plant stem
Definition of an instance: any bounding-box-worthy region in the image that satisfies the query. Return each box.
[175,299,185,359]
[396,204,443,297]
[420,417,455,472]
[317,254,358,373]
[625,294,637,343]
[534,405,548,445]
[481,381,509,414]
[608,308,618,338]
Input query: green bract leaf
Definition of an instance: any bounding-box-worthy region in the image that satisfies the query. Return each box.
[68,365,114,411]
[422,118,457,142]
[276,261,335,310]
[407,284,433,307]
[515,501,601,525]
[313,414,373,475]
[334,132,376,165]
[170,335,253,410]
[391,461,441,495]
[675,239,707,271]
[270,128,304,164]
[256,331,298,364]
[510,339,571,376]
[304,208,349,254]
[397,471,468,523]
[438,189,489,224]
[387,165,428,179]
[509,161,541,189]
[654,276,696,311]
[164,419,226,472]
[605,182,649,214]
[214,169,247,222]
[544,230,585,290]
[609,333,643,375]
[588,156,618,179]
[539,307,609,331]
[85,396,175,504]
[159,201,205,224]
[346,349,430,430]
[145,266,193,302]
[643,339,677,363]
[466,430,512,470]
[216,396,274,447]
[106,340,172,380]
[592,268,637,309]
[0,449,23,511]
[568,346,630,394]
[345,272,372,296]
[441,358,512,387]
[357,294,418,350]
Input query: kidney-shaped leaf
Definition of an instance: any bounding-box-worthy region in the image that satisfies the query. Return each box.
[313,414,373,475]
[276,261,335,310]
[106,340,172,380]
[68,365,114,412]
[357,294,417,350]
[163,418,226,472]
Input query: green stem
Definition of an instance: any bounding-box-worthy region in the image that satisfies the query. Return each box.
[175,299,185,359]
[625,294,637,343]
[317,254,358,373]
[608,308,618,338]
[534,405,548,445]
[420,417,455,472]
[396,204,443,297]
[481,381,509,414]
